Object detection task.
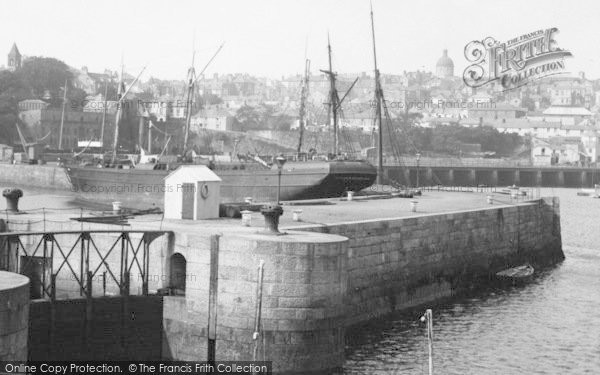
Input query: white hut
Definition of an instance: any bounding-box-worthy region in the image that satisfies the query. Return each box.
[164,166,221,220]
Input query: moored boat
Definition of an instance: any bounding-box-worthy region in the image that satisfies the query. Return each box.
[495,263,534,284]
[65,159,376,209]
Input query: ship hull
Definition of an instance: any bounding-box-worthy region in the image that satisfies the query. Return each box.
[65,160,376,209]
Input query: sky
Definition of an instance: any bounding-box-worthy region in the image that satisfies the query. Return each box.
[1,0,599,81]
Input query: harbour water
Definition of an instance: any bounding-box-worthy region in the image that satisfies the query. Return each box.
[345,188,600,374]
[1,187,598,373]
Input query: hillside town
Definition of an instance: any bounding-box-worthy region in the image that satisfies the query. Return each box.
[2,42,600,166]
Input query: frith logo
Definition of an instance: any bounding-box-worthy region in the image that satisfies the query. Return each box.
[463,28,572,91]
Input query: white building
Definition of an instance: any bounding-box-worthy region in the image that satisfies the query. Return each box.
[190,106,235,131]
[163,166,221,220]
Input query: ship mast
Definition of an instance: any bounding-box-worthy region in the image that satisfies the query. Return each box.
[111,60,125,164]
[58,79,67,150]
[320,34,339,157]
[111,61,146,164]
[182,43,224,158]
[100,81,108,148]
[297,59,310,155]
[182,49,196,158]
[371,2,384,185]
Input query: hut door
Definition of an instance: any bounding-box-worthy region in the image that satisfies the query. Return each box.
[181,183,195,219]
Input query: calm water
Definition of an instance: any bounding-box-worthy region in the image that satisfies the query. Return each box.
[345,188,600,374]
[2,187,599,373]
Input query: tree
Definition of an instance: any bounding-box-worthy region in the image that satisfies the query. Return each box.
[16,57,73,105]
[234,105,261,130]
[0,70,27,144]
[0,94,18,144]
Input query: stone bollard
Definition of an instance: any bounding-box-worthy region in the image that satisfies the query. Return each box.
[112,201,122,214]
[347,191,354,201]
[410,200,419,212]
[2,188,23,213]
[487,195,493,205]
[241,210,252,226]
[292,209,303,222]
[260,204,284,234]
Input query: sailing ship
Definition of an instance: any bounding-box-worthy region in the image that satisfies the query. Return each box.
[65,44,377,210]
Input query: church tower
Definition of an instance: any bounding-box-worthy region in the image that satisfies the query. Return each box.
[7,43,21,71]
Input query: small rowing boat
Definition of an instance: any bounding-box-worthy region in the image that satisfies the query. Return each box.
[495,263,534,283]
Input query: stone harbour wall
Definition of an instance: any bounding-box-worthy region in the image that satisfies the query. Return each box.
[287,197,563,326]
[0,164,71,190]
[11,197,563,374]
[0,272,30,361]
[162,231,348,374]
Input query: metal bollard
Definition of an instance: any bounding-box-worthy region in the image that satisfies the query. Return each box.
[241,210,252,226]
[410,200,419,212]
[2,188,23,213]
[260,204,283,234]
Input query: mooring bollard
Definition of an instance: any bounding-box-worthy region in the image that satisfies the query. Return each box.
[241,210,252,226]
[260,204,283,233]
[292,209,303,222]
[112,201,122,214]
[410,200,419,212]
[347,191,354,201]
[487,195,493,204]
[2,188,23,213]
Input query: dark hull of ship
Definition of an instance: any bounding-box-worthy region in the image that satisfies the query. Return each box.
[65,160,377,209]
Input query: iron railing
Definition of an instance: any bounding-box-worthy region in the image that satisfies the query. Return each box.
[0,230,172,299]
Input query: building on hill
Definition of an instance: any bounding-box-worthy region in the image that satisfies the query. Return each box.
[539,73,595,109]
[468,103,527,124]
[435,49,454,78]
[464,117,593,140]
[537,106,593,126]
[190,105,236,132]
[37,109,116,149]
[74,66,116,94]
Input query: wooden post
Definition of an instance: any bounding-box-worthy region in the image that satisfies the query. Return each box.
[50,273,56,356]
[102,271,106,296]
[207,234,221,362]
[426,309,433,375]
[142,242,149,296]
[85,270,93,349]
[121,271,130,350]
[252,260,265,363]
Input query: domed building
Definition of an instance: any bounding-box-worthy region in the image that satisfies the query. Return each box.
[436,49,454,78]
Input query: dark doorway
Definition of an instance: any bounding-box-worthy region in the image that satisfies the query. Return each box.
[169,253,187,295]
[20,255,51,299]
